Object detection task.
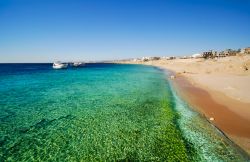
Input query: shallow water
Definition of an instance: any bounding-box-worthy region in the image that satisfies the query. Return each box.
[168,74,249,161]
[0,63,248,161]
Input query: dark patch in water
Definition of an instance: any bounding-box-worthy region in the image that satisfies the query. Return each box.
[0,136,10,148]
[0,109,16,122]
[0,114,76,161]
[17,114,76,133]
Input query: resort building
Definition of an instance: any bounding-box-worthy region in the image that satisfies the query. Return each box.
[142,56,161,61]
[218,51,226,57]
[223,49,237,56]
[191,53,202,58]
[202,50,213,58]
[245,47,250,54]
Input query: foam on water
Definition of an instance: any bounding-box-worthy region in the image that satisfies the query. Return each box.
[167,72,249,161]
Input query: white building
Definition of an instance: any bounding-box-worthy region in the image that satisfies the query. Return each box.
[191,53,202,58]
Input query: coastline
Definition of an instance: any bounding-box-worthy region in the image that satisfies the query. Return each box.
[116,55,250,155]
[169,71,250,155]
[2,63,250,160]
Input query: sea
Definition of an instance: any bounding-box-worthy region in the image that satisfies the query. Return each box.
[0,63,249,161]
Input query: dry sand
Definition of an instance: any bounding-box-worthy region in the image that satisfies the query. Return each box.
[119,55,250,154]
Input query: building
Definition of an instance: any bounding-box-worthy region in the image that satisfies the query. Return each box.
[240,48,245,54]
[218,51,226,57]
[202,50,213,58]
[192,53,202,58]
[142,57,149,61]
[245,47,250,54]
[169,56,176,60]
[223,49,237,56]
[161,56,170,60]
[142,56,161,61]
[212,51,218,56]
[133,58,141,62]
[150,57,161,60]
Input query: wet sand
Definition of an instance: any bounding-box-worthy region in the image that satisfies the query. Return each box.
[171,73,250,154]
[117,55,250,154]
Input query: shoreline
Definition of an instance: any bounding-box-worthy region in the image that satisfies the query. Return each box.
[116,55,250,155]
[167,70,250,155]
[166,69,250,160]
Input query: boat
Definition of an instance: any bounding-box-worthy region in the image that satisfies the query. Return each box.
[72,62,85,67]
[52,62,68,69]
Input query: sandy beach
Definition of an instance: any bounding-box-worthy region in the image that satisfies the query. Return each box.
[119,55,250,154]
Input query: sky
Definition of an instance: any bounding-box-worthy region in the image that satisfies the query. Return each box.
[0,0,250,62]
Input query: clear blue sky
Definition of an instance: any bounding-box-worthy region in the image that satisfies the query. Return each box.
[0,0,250,62]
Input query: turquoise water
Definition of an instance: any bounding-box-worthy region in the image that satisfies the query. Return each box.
[0,63,248,161]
